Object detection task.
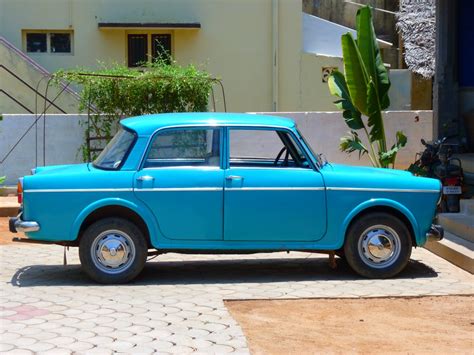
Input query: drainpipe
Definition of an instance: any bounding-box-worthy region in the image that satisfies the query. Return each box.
[272,0,279,112]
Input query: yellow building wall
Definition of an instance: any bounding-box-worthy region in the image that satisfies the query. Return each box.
[1,0,318,113]
[0,37,80,114]
[277,0,302,111]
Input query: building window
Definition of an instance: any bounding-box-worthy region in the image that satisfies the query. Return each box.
[26,33,47,53]
[152,34,171,64]
[50,33,71,53]
[24,31,73,54]
[127,33,172,67]
[127,34,148,67]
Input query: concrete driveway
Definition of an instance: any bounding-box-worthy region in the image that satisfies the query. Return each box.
[0,244,473,354]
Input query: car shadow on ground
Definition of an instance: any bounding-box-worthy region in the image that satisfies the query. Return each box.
[10,257,438,287]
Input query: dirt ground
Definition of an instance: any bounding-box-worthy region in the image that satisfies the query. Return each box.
[226,296,474,354]
[0,217,16,245]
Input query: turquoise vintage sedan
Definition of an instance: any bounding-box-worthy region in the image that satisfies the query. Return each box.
[10,113,443,283]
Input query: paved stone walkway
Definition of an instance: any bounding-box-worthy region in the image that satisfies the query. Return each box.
[0,244,473,354]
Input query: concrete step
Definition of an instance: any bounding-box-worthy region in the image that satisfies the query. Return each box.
[437,213,474,243]
[0,186,17,197]
[460,199,474,216]
[424,231,474,274]
[0,196,20,217]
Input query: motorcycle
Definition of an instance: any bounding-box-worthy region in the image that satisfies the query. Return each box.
[408,138,463,213]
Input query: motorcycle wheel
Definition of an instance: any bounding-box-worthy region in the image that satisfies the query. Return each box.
[446,194,460,213]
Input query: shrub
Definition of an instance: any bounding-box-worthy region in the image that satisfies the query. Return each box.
[54,61,214,160]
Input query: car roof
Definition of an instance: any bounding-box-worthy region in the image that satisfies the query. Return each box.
[120,112,296,136]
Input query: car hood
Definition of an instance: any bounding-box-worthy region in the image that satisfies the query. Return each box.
[325,163,413,178]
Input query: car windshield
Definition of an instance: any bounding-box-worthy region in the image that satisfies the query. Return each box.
[93,128,136,170]
[295,128,324,167]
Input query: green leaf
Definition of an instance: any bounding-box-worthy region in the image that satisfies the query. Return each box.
[328,71,364,130]
[356,6,390,110]
[379,131,408,167]
[340,131,368,158]
[366,80,384,142]
[341,33,369,115]
[0,176,5,184]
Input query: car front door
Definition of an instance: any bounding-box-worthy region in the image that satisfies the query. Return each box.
[134,127,224,240]
[223,128,327,242]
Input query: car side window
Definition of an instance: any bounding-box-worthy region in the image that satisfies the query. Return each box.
[144,128,220,168]
[229,129,310,168]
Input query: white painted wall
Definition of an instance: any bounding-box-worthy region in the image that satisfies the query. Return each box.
[0,114,86,184]
[0,111,432,185]
[263,111,433,169]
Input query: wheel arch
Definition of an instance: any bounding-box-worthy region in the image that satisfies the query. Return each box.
[70,198,159,247]
[341,199,419,247]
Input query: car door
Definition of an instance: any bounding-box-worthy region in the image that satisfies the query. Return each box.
[134,127,224,240]
[223,127,327,242]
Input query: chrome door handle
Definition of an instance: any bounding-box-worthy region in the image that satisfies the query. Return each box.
[137,175,155,181]
[226,175,243,180]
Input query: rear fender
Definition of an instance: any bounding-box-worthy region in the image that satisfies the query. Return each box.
[70,198,162,246]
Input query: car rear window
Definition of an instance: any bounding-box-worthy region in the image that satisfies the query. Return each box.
[93,128,136,170]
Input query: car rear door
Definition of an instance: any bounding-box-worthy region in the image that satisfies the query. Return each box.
[134,127,224,240]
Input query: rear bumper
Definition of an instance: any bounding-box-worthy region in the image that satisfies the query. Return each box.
[426,224,444,242]
[9,214,40,233]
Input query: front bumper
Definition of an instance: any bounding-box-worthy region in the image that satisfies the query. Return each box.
[426,224,444,242]
[9,214,40,233]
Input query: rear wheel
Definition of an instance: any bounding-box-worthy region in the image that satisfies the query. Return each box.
[344,213,412,278]
[446,194,460,213]
[79,217,147,284]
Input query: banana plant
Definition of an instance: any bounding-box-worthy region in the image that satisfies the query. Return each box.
[328,5,407,168]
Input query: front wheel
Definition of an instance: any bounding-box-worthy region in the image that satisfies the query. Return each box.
[344,213,412,278]
[79,217,147,284]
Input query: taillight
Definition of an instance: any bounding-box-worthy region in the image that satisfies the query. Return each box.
[17,178,23,204]
[445,177,459,186]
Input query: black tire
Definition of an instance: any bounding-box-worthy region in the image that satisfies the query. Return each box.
[335,250,346,260]
[79,217,147,284]
[344,212,412,278]
[446,194,460,213]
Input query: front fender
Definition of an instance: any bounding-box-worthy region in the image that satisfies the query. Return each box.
[70,197,161,246]
[340,198,421,245]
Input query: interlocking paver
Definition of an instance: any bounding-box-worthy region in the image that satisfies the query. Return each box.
[5,349,34,355]
[1,243,473,354]
[23,342,55,352]
[64,341,94,351]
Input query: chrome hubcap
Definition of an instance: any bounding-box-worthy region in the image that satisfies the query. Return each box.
[358,225,401,268]
[91,230,135,274]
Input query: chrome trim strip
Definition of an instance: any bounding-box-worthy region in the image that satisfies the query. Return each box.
[228,166,312,171]
[326,187,439,193]
[135,187,223,192]
[225,187,325,191]
[143,166,221,171]
[24,188,133,193]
